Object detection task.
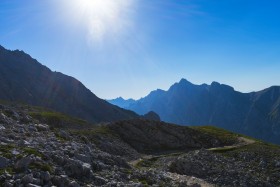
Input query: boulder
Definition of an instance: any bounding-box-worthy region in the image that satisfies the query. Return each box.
[40,171,51,182]
[64,159,93,179]
[0,156,9,169]
[21,174,33,184]
[35,124,49,132]
[15,157,32,171]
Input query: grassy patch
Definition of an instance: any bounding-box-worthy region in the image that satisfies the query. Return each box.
[74,125,112,135]
[2,110,15,119]
[0,144,16,159]
[192,126,240,144]
[70,125,118,147]
[72,125,117,144]
[29,162,52,172]
[0,167,14,175]
[224,142,280,156]
[22,147,42,157]
[29,111,90,129]
[136,157,160,168]
[139,179,149,186]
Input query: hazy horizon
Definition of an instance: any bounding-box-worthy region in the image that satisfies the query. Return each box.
[1,0,280,99]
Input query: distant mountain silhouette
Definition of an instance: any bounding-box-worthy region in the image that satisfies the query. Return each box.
[110,79,280,144]
[107,97,136,109]
[0,45,139,123]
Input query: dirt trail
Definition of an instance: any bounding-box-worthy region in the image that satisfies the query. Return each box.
[130,137,255,166]
[207,137,255,151]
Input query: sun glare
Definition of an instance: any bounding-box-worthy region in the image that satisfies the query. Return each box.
[58,0,134,43]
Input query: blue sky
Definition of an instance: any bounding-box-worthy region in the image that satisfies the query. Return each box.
[1,0,280,99]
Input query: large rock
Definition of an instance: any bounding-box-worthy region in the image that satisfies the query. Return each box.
[15,157,32,171]
[35,124,49,131]
[0,156,9,169]
[64,159,93,179]
[21,174,33,184]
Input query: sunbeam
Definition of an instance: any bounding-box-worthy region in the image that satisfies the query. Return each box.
[57,0,135,43]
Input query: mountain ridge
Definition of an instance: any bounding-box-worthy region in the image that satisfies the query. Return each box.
[0,45,140,123]
[108,79,280,144]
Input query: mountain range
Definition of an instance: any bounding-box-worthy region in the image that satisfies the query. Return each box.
[0,45,141,123]
[1,45,280,186]
[108,79,280,144]
[1,44,280,144]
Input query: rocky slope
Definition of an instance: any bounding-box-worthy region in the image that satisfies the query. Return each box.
[0,102,280,187]
[108,79,280,144]
[0,45,139,123]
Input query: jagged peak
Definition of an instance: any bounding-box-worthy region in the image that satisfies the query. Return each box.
[179,78,193,85]
[211,81,221,86]
[210,81,234,92]
[149,89,165,95]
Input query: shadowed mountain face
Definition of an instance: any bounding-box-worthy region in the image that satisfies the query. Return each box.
[109,79,280,144]
[0,45,139,123]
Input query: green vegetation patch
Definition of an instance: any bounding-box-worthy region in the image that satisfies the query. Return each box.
[192,126,240,145]
[0,144,16,159]
[72,125,117,143]
[136,157,160,168]
[29,162,53,172]
[22,147,43,157]
[29,111,90,129]
[0,167,14,175]
[222,142,280,157]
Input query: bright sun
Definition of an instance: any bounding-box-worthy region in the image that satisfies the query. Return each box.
[58,0,134,42]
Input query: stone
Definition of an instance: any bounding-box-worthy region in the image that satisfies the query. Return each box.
[94,176,107,186]
[32,178,41,185]
[11,149,20,155]
[51,175,71,187]
[15,157,32,171]
[0,156,9,169]
[41,171,51,182]
[69,181,80,187]
[21,174,33,184]
[36,124,49,131]
[75,153,91,163]
[28,125,38,132]
[3,181,13,187]
[18,140,30,146]
[275,161,280,167]
[59,130,70,140]
[26,184,41,187]
[64,159,93,179]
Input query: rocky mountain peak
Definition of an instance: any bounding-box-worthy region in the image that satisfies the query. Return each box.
[0,45,139,123]
[179,78,193,85]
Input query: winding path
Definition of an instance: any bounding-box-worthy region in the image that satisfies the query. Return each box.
[129,137,256,187]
